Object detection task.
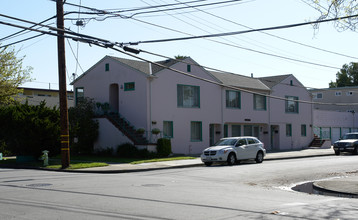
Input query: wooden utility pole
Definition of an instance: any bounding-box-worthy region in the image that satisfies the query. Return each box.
[56,0,70,168]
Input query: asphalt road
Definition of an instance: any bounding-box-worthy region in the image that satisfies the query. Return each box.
[1,155,358,219]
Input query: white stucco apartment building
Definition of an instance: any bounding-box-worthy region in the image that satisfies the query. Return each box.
[71,56,356,155]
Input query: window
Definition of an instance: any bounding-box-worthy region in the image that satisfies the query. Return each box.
[226,90,241,108]
[232,125,241,136]
[163,121,173,138]
[335,91,342,96]
[191,121,202,142]
[244,125,253,136]
[105,63,109,71]
[285,96,299,113]
[124,82,135,91]
[75,87,84,105]
[301,124,307,136]
[224,124,228,137]
[286,124,292,137]
[247,138,256,144]
[346,91,353,96]
[290,80,293,86]
[177,85,200,108]
[313,93,322,99]
[254,94,266,110]
[187,64,191,72]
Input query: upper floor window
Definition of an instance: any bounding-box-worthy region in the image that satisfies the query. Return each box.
[346,91,353,96]
[313,93,322,99]
[285,96,299,113]
[177,84,200,108]
[254,94,266,111]
[75,87,84,105]
[335,91,342,96]
[226,90,241,109]
[187,64,191,72]
[124,82,135,91]
[105,63,109,71]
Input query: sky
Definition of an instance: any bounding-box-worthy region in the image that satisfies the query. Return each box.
[1,0,358,91]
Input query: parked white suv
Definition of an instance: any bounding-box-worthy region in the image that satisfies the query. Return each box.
[201,137,266,166]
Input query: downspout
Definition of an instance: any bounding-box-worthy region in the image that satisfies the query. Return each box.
[149,62,153,143]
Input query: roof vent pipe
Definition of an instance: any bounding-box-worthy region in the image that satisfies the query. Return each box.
[149,63,153,75]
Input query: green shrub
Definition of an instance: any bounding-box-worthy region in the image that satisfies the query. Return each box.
[0,101,60,158]
[156,138,172,157]
[0,140,12,157]
[117,143,156,159]
[117,143,138,158]
[94,147,113,156]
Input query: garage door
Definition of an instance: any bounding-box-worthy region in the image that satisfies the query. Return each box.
[331,127,341,143]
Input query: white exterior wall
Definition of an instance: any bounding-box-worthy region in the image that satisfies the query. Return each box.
[313,109,358,142]
[269,76,313,150]
[94,118,133,152]
[73,57,148,129]
[149,60,222,154]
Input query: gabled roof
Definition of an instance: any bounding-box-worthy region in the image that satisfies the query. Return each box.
[110,56,180,75]
[210,71,270,91]
[258,74,292,89]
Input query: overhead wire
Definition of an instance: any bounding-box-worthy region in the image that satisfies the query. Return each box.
[1,13,357,106]
[175,0,358,60]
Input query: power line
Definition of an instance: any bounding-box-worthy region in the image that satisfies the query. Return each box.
[126,13,358,45]
[176,0,358,60]
[1,13,356,106]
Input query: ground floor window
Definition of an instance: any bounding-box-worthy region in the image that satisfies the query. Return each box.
[286,124,292,137]
[191,121,202,142]
[163,121,173,138]
[232,125,241,136]
[301,124,307,136]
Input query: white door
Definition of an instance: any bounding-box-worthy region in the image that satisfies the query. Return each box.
[234,138,249,160]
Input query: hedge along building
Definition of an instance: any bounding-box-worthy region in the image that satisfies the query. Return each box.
[71,56,313,154]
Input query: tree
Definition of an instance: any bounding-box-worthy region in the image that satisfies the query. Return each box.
[0,101,60,157]
[68,98,99,155]
[0,46,32,104]
[329,62,358,87]
[307,0,358,31]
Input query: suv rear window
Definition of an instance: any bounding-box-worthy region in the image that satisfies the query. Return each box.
[247,138,256,144]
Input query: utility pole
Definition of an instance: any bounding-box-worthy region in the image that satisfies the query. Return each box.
[57,0,70,168]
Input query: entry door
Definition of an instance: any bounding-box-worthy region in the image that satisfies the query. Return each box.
[271,125,279,150]
[109,84,119,113]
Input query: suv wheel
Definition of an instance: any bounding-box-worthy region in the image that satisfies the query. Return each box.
[227,153,236,166]
[353,147,358,155]
[255,151,264,163]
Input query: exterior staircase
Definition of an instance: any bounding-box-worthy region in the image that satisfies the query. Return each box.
[309,137,325,148]
[104,112,149,145]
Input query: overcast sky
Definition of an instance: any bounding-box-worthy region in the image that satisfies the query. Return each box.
[1,0,357,90]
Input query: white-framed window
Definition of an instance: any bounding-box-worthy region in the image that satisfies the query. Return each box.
[335,91,342,96]
[346,91,353,96]
[226,90,241,109]
[313,93,323,99]
[177,84,200,108]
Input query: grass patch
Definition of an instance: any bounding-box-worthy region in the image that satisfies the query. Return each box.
[130,157,197,164]
[0,155,197,170]
[46,162,108,170]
